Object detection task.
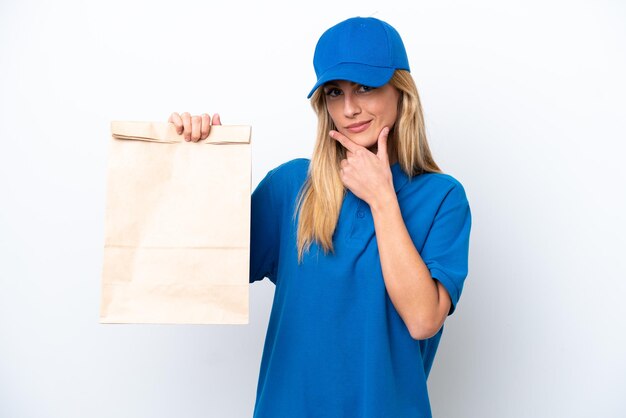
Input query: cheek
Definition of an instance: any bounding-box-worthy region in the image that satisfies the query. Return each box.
[325,103,342,127]
[380,98,400,126]
[376,105,398,127]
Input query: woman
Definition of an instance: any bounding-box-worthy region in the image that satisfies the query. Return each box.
[170,16,471,418]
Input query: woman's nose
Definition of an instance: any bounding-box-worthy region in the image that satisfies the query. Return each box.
[343,93,361,117]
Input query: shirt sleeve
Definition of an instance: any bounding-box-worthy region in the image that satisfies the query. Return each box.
[249,168,281,284]
[420,181,472,314]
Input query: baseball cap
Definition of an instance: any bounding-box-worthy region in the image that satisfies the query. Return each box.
[307,17,410,98]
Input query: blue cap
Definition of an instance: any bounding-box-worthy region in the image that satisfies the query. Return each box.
[307,17,410,98]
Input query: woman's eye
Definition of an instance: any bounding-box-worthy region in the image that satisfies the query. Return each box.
[358,85,375,93]
[324,88,342,97]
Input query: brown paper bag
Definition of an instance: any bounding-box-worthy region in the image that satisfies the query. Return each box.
[100,121,251,324]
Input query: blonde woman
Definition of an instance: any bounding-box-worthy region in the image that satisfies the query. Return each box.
[169,16,471,418]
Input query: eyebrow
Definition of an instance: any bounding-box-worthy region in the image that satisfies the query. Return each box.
[322,81,358,88]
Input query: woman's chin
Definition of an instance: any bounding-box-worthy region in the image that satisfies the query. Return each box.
[343,132,378,150]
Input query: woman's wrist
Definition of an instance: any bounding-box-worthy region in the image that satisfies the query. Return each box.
[369,187,399,216]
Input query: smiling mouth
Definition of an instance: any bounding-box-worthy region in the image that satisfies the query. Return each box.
[345,120,372,133]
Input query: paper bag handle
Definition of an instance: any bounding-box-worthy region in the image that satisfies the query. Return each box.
[110,121,251,144]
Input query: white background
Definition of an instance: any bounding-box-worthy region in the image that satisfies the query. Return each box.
[1,0,625,417]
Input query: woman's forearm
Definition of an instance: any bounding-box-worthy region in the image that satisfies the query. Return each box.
[370,193,451,340]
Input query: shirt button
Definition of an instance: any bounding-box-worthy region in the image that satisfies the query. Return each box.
[357,211,365,218]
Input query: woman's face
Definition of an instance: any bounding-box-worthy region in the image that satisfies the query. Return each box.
[323,80,400,150]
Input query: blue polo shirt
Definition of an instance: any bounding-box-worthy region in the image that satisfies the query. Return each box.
[250,158,471,418]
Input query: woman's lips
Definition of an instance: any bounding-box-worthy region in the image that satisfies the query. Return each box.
[346,120,372,134]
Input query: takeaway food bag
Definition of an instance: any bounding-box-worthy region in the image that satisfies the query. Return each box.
[100,121,251,324]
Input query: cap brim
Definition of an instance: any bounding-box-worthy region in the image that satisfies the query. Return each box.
[307,63,396,98]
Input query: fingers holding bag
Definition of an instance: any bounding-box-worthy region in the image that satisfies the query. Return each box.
[167,112,222,142]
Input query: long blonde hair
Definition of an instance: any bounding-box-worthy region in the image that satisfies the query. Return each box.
[295,70,440,261]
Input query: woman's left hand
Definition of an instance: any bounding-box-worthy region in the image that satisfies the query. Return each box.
[331,127,396,210]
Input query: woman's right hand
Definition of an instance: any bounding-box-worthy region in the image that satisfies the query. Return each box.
[168,112,222,142]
